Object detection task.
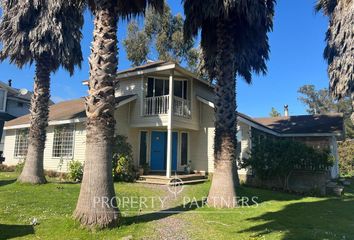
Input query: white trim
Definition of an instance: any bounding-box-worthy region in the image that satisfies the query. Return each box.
[196,96,214,108]
[118,64,176,79]
[4,118,86,130]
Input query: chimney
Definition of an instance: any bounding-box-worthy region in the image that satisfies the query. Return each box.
[284,105,289,117]
[8,79,12,87]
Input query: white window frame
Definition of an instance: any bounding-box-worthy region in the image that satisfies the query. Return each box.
[52,124,75,159]
[14,128,29,158]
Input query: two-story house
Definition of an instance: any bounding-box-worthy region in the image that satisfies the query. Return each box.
[2,61,344,181]
[0,80,32,152]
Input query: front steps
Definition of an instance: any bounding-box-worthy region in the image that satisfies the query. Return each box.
[136,173,208,185]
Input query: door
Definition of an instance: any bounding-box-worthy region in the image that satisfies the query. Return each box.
[150,131,166,171]
[150,131,178,171]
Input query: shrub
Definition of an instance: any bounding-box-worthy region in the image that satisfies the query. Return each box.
[15,161,25,173]
[112,135,136,182]
[67,160,83,182]
[338,140,354,177]
[241,137,334,190]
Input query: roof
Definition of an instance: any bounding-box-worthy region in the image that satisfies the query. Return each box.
[5,95,136,128]
[0,112,16,121]
[255,114,344,135]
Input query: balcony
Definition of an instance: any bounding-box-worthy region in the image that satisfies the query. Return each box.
[143,95,191,118]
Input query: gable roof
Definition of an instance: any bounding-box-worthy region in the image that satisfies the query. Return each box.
[255,114,344,135]
[4,95,136,129]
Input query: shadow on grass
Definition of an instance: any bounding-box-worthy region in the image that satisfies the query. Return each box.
[238,196,354,239]
[122,201,203,226]
[0,224,34,240]
[0,179,16,187]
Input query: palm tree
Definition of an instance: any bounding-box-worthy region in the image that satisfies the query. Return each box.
[316,0,354,123]
[73,0,163,228]
[0,0,84,184]
[183,0,275,208]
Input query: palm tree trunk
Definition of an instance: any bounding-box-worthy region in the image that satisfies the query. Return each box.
[18,56,50,184]
[207,18,238,208]
[74,1,120,228]
[351,92,354,124]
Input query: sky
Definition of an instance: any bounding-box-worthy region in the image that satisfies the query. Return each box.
[0,0,330,117]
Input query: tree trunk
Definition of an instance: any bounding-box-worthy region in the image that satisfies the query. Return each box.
[207,18,238,208]
[351,92,354,125]
[74,1,120,228]
[18,56,50,184]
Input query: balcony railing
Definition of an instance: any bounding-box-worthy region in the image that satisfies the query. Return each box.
[143,95,191,118]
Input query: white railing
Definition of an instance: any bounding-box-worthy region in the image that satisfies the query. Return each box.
[144,95,169,115]
[143,95,191,118]
[173,96,191,118]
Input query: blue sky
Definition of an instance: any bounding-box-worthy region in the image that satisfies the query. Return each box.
[0,0,329,117]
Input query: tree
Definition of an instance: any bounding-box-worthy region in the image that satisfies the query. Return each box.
[298,84,354,138]
[269,107,281,117]
[123,1,199,72]
[183,0,275,208]
[73,0,163,228]
[316,0,354,123]
[0,0,84,184]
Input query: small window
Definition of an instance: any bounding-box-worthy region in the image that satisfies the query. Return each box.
[181,132,188,165]
[52,125,74,158]
[139,131,148,165]
[174,80,187,99]
[14,129,29,157]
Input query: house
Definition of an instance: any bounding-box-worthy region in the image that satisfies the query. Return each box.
[2,61,345,180]
[0,80,33,152]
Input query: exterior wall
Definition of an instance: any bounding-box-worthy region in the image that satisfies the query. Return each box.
[3,122,87,172]
[6,99,30,117]
[190,103,214,173]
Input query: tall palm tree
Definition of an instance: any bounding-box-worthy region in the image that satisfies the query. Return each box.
[316,0,354,123]
[183,0,275,208]
[0,0,84,184]
[74,0,163,228]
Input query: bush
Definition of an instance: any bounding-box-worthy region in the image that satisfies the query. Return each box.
[0,164,15,172]
[338,140,354,177]
[241,137,334,190]
[15,162,25,173]
[67,160,83,182]
[112,135,136,182]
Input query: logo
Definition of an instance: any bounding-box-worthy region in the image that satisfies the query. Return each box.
[167,173,184,197]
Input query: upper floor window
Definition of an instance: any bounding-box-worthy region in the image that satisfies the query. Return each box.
[174,80,187,100]
[0,89,7,112]
[147,78,169,97]
[52,124,74,158]
[14,129,29,157]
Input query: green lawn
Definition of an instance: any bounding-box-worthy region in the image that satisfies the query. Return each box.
[0,172,353,240]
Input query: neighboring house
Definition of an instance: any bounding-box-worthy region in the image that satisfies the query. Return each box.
[2,61,345,179]
[0,80,33,152]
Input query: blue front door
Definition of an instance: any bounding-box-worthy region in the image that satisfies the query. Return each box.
[150,131,177,171]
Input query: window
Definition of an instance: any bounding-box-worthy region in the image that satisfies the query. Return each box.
[139,131,148,165]
[174,80,187,99]
[0,89,6,111]
[52,125,74,158]
[181,132,188,165]
[14,129,29,157]
[146,78,169,97]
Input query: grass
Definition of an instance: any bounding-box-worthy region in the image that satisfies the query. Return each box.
[0,172,353,239]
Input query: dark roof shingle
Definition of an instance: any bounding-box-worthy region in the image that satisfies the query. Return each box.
[255,114,344,134]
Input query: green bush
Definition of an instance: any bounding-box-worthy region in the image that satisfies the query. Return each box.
[241,136,334,190]
[338,140,354,177]
[112,135,136,182]
[15,162,25,173]
[67,160,83,182]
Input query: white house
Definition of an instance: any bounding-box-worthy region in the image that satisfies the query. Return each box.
[2,61,344,180]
